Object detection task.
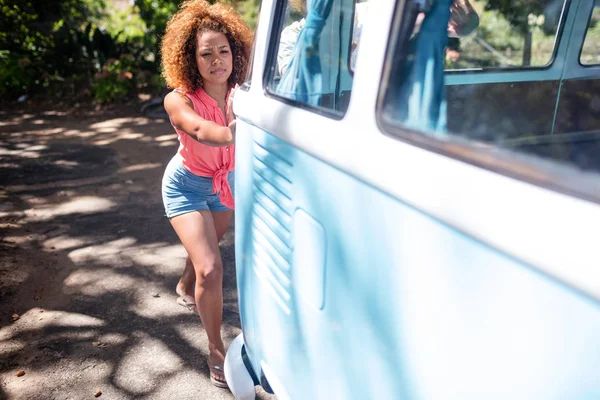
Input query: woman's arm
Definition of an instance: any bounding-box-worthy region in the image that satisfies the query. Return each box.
[164,90,235,146]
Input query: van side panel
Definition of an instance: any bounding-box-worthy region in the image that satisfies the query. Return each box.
[235,120,600,399]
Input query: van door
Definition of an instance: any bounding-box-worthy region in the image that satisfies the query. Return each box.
[234,0,366,397]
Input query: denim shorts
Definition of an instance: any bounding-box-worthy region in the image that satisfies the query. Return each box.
[161,155,234,218]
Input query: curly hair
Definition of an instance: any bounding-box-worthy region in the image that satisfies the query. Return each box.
[161,0,253,92]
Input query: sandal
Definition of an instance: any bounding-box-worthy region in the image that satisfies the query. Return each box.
[207,360,228,389]
[176,296,197,313]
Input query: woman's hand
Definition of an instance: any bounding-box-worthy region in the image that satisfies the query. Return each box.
[226,86,237,144]
[448,0,479,37]
[227,84,239,124]
[228,120,236,141]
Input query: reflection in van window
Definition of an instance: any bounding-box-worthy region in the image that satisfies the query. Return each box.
[380,0,600,179]
[350,0,369,72]
[581,3,600,66]
[382,0,478,133]
[267,0,360,114]
[241,2,263,90]
[443,0,565,70]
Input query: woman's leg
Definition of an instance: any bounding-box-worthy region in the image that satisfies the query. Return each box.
[169,210,227,383]
[212,209,234,242]
[175,209,233,308]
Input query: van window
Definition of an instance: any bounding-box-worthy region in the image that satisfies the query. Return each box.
[443,0,566,70]
[379,0,600,199]
[265,0,360,116]
[581,2,600,66]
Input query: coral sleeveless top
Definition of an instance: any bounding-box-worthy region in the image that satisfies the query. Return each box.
[171,87,235,210]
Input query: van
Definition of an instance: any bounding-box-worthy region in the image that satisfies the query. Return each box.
[224,0,600,398]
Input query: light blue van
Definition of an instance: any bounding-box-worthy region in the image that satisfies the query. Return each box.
[224,0,600,398]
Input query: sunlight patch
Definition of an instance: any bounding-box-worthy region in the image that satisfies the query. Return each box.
[63,268,139,295]
[127,244,185,268]
[25,196,116,221]
[150,244,186,259]
[0,308,106,342]
[53,159,80,167]
[28,127,64,136]
[131,291,188,319]
[93,131,147,146]
[64,129,97,138]
[0,339,25,355]
[44,235,96,251]
[154,134,177,142]
[114,333,185,395]
[118,163,162,173]
[173,322,204,346]
[67,237,138,264]
[96,332,128,346]
[43,310,106,328]
[96,127,118,133]
[89,118,131,129]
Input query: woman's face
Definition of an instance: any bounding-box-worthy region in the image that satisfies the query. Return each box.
[195,29,233,87]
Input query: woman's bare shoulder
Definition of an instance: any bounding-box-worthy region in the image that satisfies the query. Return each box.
[165,89,192,107]
[164,90,196,118]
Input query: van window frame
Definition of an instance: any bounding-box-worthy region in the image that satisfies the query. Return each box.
[376,0,600,204]
[262,0,353,120]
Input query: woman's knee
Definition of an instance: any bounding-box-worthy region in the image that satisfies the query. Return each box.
[193,259,223,284]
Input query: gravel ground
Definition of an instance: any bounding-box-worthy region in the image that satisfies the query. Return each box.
[0,108,275,400]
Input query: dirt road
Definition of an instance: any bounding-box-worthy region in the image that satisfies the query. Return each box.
[0,108,271,400]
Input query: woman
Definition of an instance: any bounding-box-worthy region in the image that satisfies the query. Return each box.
[160,0,252,388]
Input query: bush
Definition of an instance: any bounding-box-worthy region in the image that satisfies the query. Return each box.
[91,56,136,103]
[0,52,38,95]
[0,0,259,105]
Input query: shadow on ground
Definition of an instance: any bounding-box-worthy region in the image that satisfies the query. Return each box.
[0,110,271,399]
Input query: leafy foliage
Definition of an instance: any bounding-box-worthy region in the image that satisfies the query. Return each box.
[485,0,548,33]
[92,55,136,103]
[0,0,106,91]
[581,6,600,65]
[0,0,260,103]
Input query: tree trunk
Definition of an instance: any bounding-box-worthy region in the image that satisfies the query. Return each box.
[523,31,532,66]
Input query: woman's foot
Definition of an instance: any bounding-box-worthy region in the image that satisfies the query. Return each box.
[176,259,196,313]
[208,345,227,388]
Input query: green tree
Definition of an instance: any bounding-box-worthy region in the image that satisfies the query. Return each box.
[484,0,552,65]
[133,0,260,55]
[0,0,260,101]
[0,0,110,95]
